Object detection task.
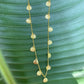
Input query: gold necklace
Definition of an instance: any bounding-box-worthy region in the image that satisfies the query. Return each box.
[26,0,53,83]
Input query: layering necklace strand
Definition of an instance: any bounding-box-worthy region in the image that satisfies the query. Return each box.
[26,0,53,83]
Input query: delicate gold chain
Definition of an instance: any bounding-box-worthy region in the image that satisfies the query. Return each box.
[26,0,53,83]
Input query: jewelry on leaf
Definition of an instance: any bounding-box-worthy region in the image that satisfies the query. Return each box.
[33,58,38,65]
[26,0,53,83]
[37,70,42,76]
[30,46,35,52]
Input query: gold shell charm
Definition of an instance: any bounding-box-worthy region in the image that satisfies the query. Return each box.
[30,46,35,52]
[37,70,42,76]
[43,78,48,83]
[26,5,32,10]
[26,18,31,24]
[31,33,36,39]
[48,53,51,58]
[48,27,53,32]
[45,14,50,19]
[48,40,52,45]
[33,59,38,64]
[46,1,51,7]
[46,65,51,71]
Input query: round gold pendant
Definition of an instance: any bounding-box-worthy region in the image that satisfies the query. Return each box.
[30,46,35,52]
[48,27,53,32]
[48,40,52,45]
[33,59,38,64]
[43,78,48,83]
[26,5,32,10]
[46,1,51,7]
[37,70,42,76]
[46,65,51,71]
[26,18,31,24]
[31,33,36,39]
[48,53,51,58]
[45,14,50,19]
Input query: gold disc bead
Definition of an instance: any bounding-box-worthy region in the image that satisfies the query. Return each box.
[46,1,51,7]
[46,65,51,71]
[43,78,48,83]
[31,33,36,39]
[37,70,42,76]
[45,14,50,19]
[26,18,31,24]
[48,53,51,58]
[48,40,52,45]
[48,27,53,32]
[30,46,35,52]
[26,5,32,10]
[33,58,38,64]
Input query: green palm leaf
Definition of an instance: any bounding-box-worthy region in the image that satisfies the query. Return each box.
[0,0,84,84]
[0,72,5,84]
